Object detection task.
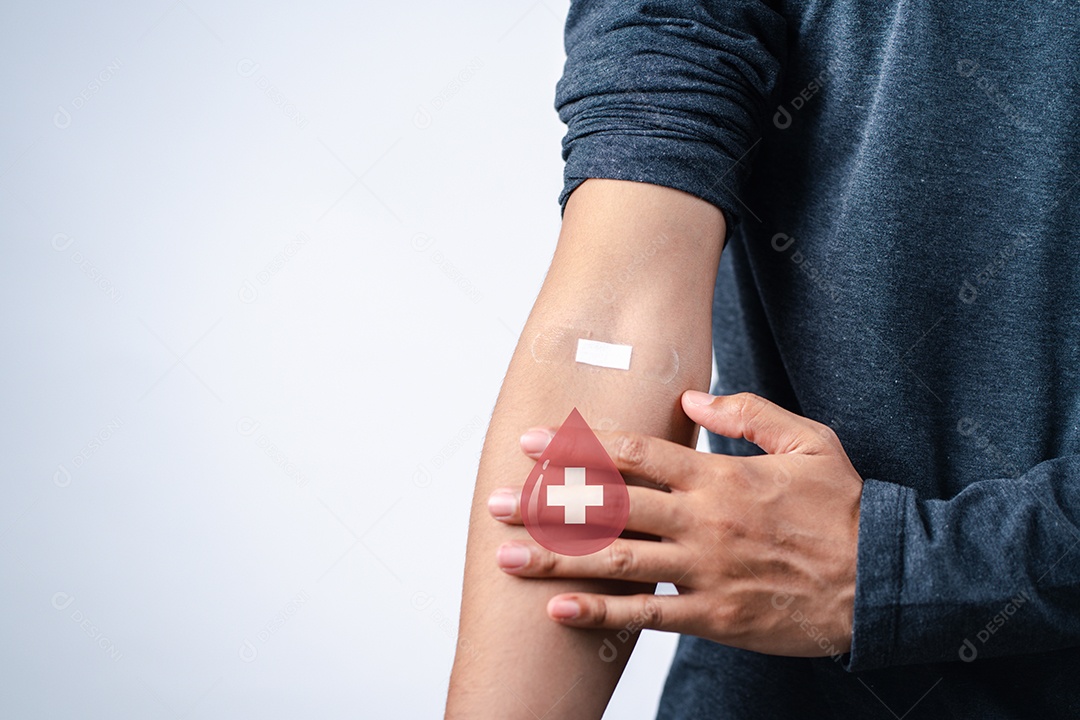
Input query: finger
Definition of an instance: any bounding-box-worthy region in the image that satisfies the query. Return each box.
[519,427,556,456]
[682,391,838,455]
[520,424,701,491]
[487,488,520,523]
[546,592,690,634]
[496,538,690,584]
[489,485,688,536]
[594,430,701,491]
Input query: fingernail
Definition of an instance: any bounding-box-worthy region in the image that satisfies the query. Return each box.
[496,543,530,569]
[520,429,552,454]
[684,390,714,406]
[549,598,580,619]
[487,490,516,519]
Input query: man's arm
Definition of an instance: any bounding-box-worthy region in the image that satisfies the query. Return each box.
[447,0,785,711]
[445,178,725,718]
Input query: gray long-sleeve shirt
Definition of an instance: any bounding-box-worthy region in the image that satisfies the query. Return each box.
[555,1,1080,717]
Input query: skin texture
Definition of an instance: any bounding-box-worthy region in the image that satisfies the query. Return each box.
[444,179,725,719]
[492,390,863,658]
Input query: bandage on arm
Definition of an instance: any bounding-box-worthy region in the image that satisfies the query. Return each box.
[446,179,725,719]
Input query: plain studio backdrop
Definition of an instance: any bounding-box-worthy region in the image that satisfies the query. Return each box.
[0,1,702,717]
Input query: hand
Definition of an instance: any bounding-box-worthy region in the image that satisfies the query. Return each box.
[487,391,864,657]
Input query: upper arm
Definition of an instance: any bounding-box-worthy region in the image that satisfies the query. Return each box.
[536,177,726,380]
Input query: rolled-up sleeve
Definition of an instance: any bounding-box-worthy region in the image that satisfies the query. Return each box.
[554,0,786,229]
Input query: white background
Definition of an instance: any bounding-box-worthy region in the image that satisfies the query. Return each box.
[0,1,683,717]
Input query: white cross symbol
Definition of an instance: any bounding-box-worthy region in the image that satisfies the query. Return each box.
[546,467,604,524]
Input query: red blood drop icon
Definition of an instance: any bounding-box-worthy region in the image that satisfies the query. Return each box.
[521,408,629,556]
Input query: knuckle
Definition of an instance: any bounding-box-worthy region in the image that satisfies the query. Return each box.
[734,392,768,424]
[664,504,689,535]
[712,515,745,547]
[815,423,840,448]
[641,598,664,629]
[591,598,609,626]
[613,432,649,470]
[713,603,742,629]
[606,542,637,579]
[535,549,558,575]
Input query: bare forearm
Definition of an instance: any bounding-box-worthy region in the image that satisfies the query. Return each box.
[446,180,725,718]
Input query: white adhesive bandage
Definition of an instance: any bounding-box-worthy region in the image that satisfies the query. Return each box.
[574,338,633,370]
[531,327,679,384]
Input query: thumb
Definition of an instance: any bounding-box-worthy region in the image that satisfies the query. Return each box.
[681,390,835,455]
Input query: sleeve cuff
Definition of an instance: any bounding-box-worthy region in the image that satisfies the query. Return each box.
[843,478,911,672]
[557,131,755,239]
